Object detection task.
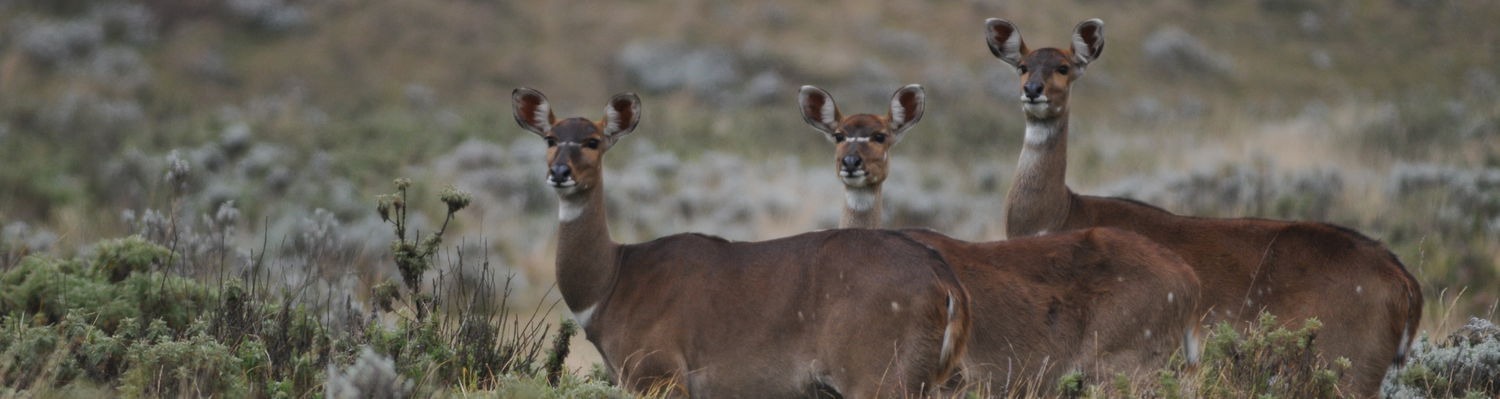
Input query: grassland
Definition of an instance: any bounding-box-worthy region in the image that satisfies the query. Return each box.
[1,0,1498,397]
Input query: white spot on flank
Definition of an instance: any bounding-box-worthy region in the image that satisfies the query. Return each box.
[1117,276,1125,282]
[571,304,596,329]
[1356,285,1363,294]
[1144,329,1152,339]
[1168,292,1175,303]
[846,189,876,212]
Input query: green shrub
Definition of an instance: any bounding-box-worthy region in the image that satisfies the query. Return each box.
[1383,317,1500,397]
[93,235,172,282]
[119,332,247,398]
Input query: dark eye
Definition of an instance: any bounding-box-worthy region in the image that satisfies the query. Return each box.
[833,133,846,143]
[872,133,887,143]
[584,138,601,149]
[1018,65,1028,75]
[545,137,557,147]
[1057,65,1070,75]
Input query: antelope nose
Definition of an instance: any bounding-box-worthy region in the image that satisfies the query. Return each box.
[549,164,572,182]
[1023,82,1044,99]
[841,155,863,170]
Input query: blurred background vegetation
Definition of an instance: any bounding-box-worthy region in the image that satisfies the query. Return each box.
[0,0,1497,393]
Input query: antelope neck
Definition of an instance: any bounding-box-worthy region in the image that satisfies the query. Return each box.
[841,184,883,228]
[554,184,619,327]
[1005,114,1073,238]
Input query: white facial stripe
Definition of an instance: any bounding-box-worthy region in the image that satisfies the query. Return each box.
[846,137,871,143]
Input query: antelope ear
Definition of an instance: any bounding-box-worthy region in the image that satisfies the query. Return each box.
[513,88,554,137]
[602,92,641,142]
[798,85,842,142]
[1071,18,1105,67]
[887,84,925,140]
[985,18,1027,68]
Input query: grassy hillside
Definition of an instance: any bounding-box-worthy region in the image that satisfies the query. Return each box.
[1,0,1498,396]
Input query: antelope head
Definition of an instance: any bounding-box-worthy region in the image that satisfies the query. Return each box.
[985,18,1104,120]
[798,84,926,189]
[513,88,641,198]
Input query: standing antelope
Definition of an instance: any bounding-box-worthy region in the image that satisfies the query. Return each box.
[799,85,1202,393]
[984,18,1423,395]
[513,88,972,397]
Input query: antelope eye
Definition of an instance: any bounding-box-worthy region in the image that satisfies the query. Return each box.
[872,133,887,143]
[545,137,557,147]
[1057,65,1070,75]
[1018,65,1028,75]
[584,138,601,149]
[833,133,846,143]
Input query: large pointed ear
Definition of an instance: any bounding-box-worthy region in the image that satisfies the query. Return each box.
[798,85,842,141]
[985,18,1027,68]
[1071,18,1105,67]
[602,92,641,143]
[887,84,925,141]
[512,88,554,137]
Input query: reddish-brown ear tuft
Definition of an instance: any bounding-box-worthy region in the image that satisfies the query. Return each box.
[1071,19,1105,66]
[799,85,842,137]
[603,93,641,141]
[513,88,554,137]
[888,84,925,138]
[985,18,1027,68]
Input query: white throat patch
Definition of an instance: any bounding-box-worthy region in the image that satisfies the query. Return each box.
[846,189,877,212]
[571,303,597,329]
[1024,120,1060,145]
[558,197,586,222]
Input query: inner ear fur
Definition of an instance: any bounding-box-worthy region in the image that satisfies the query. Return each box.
[799,85,843,137]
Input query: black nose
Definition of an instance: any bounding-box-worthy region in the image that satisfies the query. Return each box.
[549,164,572,182]
[841,155,862,170]
[1023,82,1044,99]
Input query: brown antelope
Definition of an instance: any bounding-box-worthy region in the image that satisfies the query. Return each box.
[513,88,972,397]
[985,18,1423,395]
[799,85,1203,393]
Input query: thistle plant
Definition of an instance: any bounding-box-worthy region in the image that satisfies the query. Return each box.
[375,178,471,320]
